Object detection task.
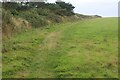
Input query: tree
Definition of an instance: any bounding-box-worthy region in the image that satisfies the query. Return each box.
[2,2,19,10]
[55,0,75,16]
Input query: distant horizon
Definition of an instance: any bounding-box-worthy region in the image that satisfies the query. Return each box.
[75,13,118,17]
[48,0,119,17]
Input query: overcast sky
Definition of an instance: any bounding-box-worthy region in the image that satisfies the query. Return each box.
[48,0,119,17]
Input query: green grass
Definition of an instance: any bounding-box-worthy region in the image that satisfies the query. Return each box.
[2,17,118,78]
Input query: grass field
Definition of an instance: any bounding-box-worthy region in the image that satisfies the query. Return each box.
[2,17,118,78]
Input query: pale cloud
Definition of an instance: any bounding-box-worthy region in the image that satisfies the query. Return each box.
[48,0,119,17]
[48,0,119,4]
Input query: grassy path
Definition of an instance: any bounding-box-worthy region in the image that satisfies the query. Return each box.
[3,18,118,78]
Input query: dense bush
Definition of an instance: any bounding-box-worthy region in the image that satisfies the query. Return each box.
[2,1,76,38]
[2,2,19,10]
[36,8,50,16]
[3,1,75,16]
[47,14,62,23]
[2,1,75,27]
[17,10,48,28]
[55,1,75,16]
[11,9,19,15]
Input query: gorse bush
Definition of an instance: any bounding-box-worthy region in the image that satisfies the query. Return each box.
[11,9,19,16]
[2,1,75,28]
[18,11,48,28]
[47,14,62,23]
[37,8,50,16]
[2,1,76,38]
[3,1,75,17]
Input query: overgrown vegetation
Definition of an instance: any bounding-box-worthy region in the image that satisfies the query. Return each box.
[2,0,101,39]
[2,0,75,27]
[2,0,78,39]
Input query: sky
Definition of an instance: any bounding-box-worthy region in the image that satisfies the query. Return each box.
[48,0,119,17]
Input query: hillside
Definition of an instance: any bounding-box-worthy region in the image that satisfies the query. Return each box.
[3,18,118,78]
[2,2,101,40]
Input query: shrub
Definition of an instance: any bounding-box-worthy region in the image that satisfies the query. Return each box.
[11,9,19,16]
[18,11,48,28]
[36,8,50,16]
[47,14,62,23]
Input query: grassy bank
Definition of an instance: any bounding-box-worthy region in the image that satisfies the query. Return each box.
[3,17,118,78]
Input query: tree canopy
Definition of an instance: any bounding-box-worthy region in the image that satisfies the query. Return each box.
[2,0,75,16]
